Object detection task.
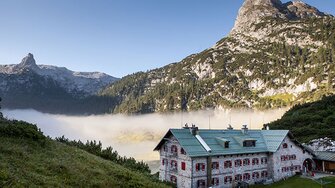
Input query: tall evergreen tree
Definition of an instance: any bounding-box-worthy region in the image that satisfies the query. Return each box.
[0,97,2,118]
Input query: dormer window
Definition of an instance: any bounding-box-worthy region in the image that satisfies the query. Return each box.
[224,142,229,148]
[243,140,256,147]
[181,148,186,155]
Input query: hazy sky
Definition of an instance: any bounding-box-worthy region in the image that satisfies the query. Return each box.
[0,0,334,78]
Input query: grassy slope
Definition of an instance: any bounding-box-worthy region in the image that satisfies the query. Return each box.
[266,95,335,143]
[252,176,335,188]
[0,137,170,188]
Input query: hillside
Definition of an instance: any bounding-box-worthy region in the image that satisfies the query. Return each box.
[100,0,335,114]
[0,118,171,187]
[265,95,335,143]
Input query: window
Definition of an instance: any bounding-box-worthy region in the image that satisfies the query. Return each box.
[171,160,177,170]
[163,145,168,152]
[282,167,288,172]
[170,175,177,184]
[261,157,267,164]
[261,171,268,178]
[212,162,219,170]
[211,178,219,186]
[162,158,167,166]
[224,176,232,184]
[171,145,177,153]
[235,159,242,167]
[281,155,286,161]
[224,142,229,148]
[252,158,259,165]
[283,143,288,148]
[243,173,250,181]
[196,163,205,171]
[297,165,301,170]
[291,155,296,160]
[197,180,206,188]
[235,174,242,181]
[252,172,260,179]
[224,161,232,168]
[180,148,186,155]
[243,140,256,147]
[181,162,186,170]
[243,158,250,166]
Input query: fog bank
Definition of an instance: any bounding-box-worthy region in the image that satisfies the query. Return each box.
[2,108,288,161]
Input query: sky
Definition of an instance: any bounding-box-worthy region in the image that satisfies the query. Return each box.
[0,0,334,78]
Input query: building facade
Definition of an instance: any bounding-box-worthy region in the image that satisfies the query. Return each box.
[154,125,314,188]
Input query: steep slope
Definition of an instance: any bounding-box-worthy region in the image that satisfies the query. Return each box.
[0,118,170,187]
[101,0,335,114]
[265,95,335,143]
[0,54,118,114]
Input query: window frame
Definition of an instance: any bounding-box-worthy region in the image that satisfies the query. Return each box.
[243,158,250,166]
[212,162,219,170]
[235,159,242,167]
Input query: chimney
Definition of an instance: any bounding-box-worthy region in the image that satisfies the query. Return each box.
[227,124,234,130]
[242,125,248,135]
[190,124,199,136]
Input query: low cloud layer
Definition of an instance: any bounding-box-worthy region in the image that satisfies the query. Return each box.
[2,108,288,161]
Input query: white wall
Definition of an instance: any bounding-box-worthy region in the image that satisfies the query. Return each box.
[270,135,313,181]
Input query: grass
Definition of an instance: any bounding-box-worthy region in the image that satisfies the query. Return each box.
[251,176,335,188]
[0,137,171,188]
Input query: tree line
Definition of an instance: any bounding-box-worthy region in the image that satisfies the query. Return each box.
[55,136,151,174]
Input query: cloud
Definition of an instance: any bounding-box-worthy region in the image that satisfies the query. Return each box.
[2,108,287,161]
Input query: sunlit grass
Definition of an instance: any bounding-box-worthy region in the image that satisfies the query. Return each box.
[0,137,171,188]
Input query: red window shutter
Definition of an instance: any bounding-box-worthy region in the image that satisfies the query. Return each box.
[196,164,199,171]
[162,159,165,165]
[181,162,186,170]
[202,164,205,171]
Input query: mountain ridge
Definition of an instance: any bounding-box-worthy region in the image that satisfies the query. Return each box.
[0,53,119,96]
[100,0,335,114]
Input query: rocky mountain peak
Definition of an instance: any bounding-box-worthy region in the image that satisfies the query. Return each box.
[244,0,282,6]
[17,53,39,70]
[230,0,325,35]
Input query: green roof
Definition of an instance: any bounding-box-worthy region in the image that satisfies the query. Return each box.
[314,151,335,162]
[154,129,290,157]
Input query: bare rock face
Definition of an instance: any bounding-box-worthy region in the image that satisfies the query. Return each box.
[285,1,325,19]
[231,0,325,35]
[16,53,39,71]
[231,0,284,34]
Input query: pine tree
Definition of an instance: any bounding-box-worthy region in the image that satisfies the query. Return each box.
[0,97,2,118]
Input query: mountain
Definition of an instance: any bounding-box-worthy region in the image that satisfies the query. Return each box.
[100,0,335,114]
[0,53,119,114]
[0,53,118,96]
[0,118,170,187]
[265,95,335,143]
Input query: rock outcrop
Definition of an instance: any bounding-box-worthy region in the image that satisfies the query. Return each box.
[231,0,325,35]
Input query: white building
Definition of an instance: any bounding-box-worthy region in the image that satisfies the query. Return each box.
[154,125,315,188]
